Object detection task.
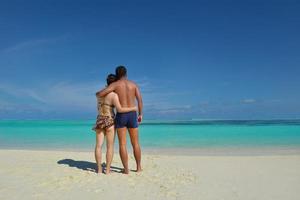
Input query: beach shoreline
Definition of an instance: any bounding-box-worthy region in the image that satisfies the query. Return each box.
[0,146,299,156]
[0,149,299,200]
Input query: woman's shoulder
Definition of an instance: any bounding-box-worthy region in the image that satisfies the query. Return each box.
[107,91,117,97]
[105,92,118,103]
[96,94,103,101]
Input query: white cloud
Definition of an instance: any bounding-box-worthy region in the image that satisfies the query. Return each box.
[241,99,256,104]
[1,35,68,54]
[1,79,264,118]
[0,80,105,113]
[44,81,102,109]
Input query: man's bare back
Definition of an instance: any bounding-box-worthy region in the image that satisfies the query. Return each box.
[113,79,137,108]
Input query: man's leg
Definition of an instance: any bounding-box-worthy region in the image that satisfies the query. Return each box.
[128,128,142,172]
[117,127,129,174]
[105,126,115,174]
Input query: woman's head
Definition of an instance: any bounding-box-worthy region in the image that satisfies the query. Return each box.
[106,74,117,85]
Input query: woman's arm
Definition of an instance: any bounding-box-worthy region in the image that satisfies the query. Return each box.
[113,94,137,113]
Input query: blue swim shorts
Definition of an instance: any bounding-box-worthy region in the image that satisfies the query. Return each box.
[115,111,138,128]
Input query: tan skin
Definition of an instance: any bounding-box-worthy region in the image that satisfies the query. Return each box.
[97,76,143,174]
[94,92,137,174]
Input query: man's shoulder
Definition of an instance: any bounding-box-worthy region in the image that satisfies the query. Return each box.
[115,79,139,89]
[109,80,122,89]
[126,79,138,87]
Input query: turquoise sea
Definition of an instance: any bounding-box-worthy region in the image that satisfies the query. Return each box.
[0,120,300,151]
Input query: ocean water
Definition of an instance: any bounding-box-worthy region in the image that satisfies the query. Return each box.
[0,120,300,151]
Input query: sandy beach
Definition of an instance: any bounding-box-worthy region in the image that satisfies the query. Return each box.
[0,149,299,200]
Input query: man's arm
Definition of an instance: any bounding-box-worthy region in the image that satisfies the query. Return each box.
[96,82,117,97]
[113,94,137,113]
[135,85,143,121]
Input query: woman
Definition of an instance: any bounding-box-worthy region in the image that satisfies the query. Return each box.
[93,74,137,174]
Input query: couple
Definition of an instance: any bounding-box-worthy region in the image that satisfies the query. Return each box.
[93,66,143,174]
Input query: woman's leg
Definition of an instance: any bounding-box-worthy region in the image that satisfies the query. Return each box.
[105,125,115,174]
[95,129,105,173]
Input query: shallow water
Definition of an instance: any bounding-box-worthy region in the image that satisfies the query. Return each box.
[0,120,300,151]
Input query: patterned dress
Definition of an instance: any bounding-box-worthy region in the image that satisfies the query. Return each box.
[92,96,115,131]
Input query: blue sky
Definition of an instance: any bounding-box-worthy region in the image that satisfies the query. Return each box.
[0,0,299,120]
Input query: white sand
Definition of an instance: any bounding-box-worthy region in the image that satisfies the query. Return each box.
[0,149,300,200]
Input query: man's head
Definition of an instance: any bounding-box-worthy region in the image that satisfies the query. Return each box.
[106,74,117,86]
[115,65,127,79]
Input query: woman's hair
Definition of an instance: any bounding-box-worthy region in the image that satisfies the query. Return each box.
[106,74,117,85]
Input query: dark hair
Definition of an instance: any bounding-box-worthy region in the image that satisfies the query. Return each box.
[106,74,117,85]
[115,65,127,79]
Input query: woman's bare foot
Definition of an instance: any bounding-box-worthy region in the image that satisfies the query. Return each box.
[105,168,111,174]
[97,165,103,174]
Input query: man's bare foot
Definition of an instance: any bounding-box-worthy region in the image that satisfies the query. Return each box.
[136,166,142,172]
[122,168,129,174]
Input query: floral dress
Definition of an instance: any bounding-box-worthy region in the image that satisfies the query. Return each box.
[92,96,115,131]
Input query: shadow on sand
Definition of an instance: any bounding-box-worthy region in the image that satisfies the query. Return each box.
[57,159,123,173]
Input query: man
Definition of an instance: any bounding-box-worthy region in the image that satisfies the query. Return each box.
[98,66,143,174]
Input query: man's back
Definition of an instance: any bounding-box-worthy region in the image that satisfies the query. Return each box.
[114,79,137,108]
